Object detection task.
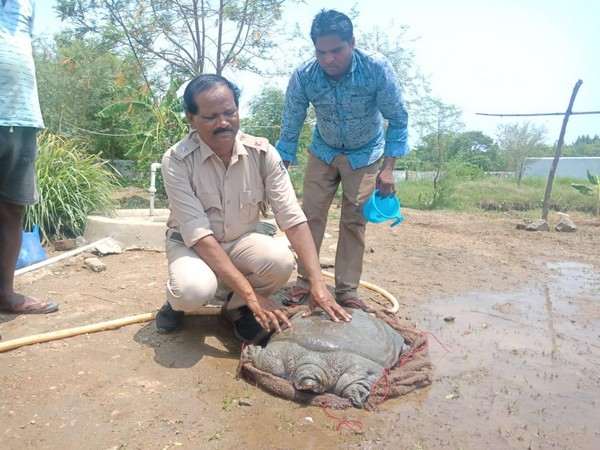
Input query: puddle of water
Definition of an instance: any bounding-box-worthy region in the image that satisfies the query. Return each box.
[379,261,600,449]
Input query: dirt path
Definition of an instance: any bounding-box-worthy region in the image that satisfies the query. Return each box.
[2,209,599,449]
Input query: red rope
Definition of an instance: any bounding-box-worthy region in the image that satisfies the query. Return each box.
[321,405,364,432]
[396,334,428,368]
[367,368,391,408]
[367,329,450,408]
[423,331,451,353]
[396,330,451,369]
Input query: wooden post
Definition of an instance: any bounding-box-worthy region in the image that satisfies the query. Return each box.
[541,80,583,221]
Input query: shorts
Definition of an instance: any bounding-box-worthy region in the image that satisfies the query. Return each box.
[0,126,39,205]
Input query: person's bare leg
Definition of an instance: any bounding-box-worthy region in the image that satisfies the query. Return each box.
[0,200,58,314]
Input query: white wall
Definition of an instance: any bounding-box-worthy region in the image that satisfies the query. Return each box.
[522,157,600,179]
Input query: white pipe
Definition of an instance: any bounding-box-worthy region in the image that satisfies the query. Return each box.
[149,162,162,216]
[15,238,112,277]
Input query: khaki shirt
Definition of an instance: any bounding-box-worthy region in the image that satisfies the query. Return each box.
[162,130,306,247]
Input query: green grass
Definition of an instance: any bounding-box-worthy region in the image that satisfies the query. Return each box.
[24,132,118,240]
[396,175,598,214]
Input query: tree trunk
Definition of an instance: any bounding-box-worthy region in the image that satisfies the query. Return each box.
[216,0,224,74]
[517,161,524,186]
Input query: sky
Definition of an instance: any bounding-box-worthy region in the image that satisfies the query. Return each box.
[37,0,600,146]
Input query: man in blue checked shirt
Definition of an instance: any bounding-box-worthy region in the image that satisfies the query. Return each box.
[277,9,408,309]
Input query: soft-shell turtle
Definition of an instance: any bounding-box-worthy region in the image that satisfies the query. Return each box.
[243,309,407,407]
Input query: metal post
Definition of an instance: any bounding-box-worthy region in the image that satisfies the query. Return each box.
[149,163,162,216]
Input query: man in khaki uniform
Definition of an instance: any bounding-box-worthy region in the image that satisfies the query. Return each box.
[157,74,350,342]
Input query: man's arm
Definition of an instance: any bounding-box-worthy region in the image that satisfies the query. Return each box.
[192,236,291,332]
[285,222,351,322]
[276,70,310,166]
[375,58,409,196]
[261,146,350,321]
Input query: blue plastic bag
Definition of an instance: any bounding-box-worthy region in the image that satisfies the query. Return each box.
[16,225,47,269]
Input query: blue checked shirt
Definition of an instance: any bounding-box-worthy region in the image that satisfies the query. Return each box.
[0,0,43,128]
[276,49,408,170]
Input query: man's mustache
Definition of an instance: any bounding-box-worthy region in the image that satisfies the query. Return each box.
[213,127,235,135]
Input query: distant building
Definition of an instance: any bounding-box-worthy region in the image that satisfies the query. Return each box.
[522,157,600,179]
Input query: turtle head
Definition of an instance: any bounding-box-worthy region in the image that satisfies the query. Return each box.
[292,362,330,393]
[241,344,263,363]
[340,379,372,408]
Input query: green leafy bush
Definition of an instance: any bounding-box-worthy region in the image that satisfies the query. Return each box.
[97,83,188,170]
[24,132,118,240]
[572,170,600,215]
[412,162,484,209]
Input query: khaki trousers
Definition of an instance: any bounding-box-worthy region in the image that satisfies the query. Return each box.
[297,153,379,300]
[166,231,294,313]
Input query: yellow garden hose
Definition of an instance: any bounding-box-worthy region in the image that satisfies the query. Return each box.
[0,312,156,353]
[0,273,399,353]
[320,270,400,314]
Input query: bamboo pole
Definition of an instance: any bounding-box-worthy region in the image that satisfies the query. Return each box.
[541,80,583,220]
[0,312,156,353]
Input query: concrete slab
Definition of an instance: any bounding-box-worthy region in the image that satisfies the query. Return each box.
[84,209,284,253]
[84,209,169,251]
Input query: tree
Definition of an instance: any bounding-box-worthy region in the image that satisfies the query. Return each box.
[241,85,314,147]
[564,134,600,157]
[447,131,501,171]
[412,98,463,207]
[56,0,289,95]
[240,86,314,193]
[358,24,431,118]
[240,86,285,145]
[34,35,145,159]
[573,134,600,145]
[496,122,548,184]
[413,98,463,168]
[97,80,188,168]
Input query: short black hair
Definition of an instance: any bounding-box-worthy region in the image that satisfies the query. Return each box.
[310,9,353,44]
[183,74,241,115]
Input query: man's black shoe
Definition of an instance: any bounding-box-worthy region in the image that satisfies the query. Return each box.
[155,302,184,333]
[231,306,271,345]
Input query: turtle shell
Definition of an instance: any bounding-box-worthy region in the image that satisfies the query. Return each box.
[268,309,405,368]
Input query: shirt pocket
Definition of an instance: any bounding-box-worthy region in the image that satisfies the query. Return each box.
[349,95,372,118]
[312,98,337,121]
[239,189,264,223]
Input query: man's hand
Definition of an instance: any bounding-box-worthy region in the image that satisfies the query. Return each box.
[306,281,352,322]
[376,157,397,197]
[246,294,292,333]
[376,167,395,197]
[284,224,350,322]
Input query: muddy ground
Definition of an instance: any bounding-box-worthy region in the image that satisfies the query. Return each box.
[2,209,600,450]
